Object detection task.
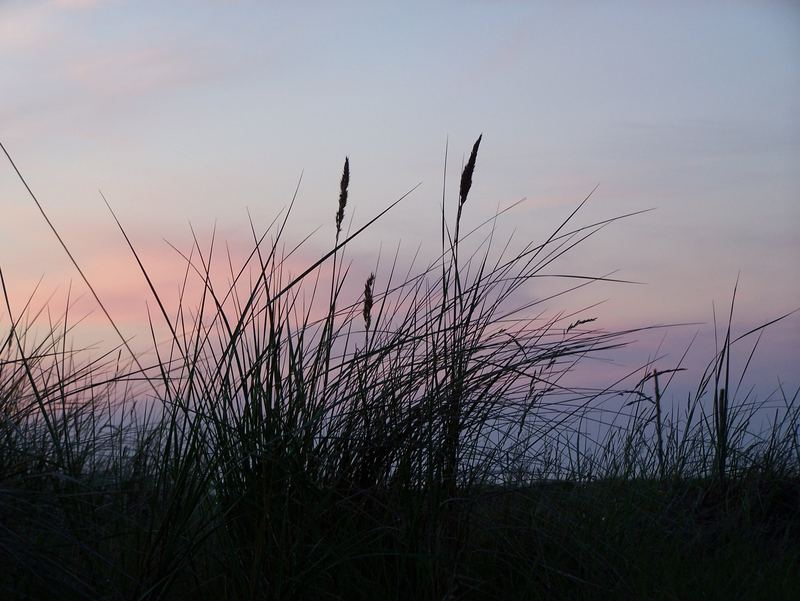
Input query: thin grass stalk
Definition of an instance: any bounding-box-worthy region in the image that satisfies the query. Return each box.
[653,369,665,480]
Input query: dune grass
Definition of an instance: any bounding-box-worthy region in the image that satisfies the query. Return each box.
[0,138,797,600]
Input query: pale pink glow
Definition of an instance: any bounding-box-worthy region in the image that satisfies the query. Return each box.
[0,5,52,51]
[1,230,342,351]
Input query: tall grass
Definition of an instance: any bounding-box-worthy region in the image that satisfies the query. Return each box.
[0,138,797,600]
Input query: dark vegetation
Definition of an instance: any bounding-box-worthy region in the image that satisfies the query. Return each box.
[0,138,797,600]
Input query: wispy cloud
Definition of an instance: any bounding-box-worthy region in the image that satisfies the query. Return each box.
[52,0,107,9]
[1,5,233,138]
[67,47,218,99]
[0,0,107,52]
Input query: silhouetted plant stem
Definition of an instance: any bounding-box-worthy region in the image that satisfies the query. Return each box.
[653,369,665,480]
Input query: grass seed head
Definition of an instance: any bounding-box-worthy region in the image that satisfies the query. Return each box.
[363,272,375,331]
[336,157,350,237]
[459,134,482,208]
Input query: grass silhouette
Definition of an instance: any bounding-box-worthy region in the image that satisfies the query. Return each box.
[0,138,797,600]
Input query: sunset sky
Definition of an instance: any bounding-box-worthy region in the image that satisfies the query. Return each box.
[1,0,798,399]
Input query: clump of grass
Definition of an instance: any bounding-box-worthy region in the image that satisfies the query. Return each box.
[0,137,797,600]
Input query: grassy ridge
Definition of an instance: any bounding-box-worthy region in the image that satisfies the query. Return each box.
[0,139,797,600]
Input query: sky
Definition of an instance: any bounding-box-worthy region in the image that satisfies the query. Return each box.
[1,0,798,402]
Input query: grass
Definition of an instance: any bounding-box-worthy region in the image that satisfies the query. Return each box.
[0,137,797,600]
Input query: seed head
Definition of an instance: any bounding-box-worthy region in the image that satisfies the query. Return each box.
[459,134,482,208]
[363,272,375,331]
[336,157,350,237]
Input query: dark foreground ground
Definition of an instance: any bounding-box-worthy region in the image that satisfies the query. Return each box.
[2,474,797,600]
